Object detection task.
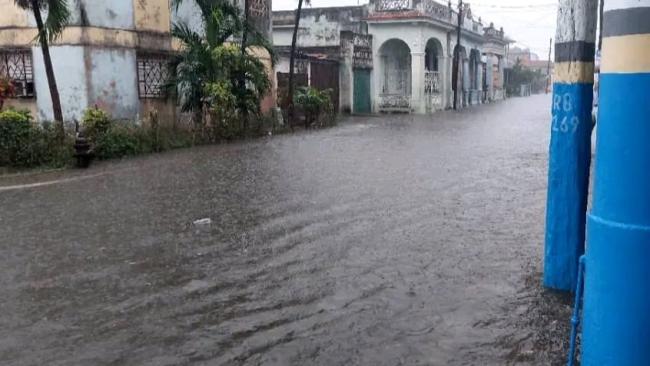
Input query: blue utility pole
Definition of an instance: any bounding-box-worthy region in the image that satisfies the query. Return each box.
[544,0,598,291]
[582,0,650,363]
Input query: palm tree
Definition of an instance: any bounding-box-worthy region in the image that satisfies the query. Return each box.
[287,0,310,127]
[170,0,273,126]
[15,0,70,136]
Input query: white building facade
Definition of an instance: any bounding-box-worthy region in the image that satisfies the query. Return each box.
[273,0,512,115]
[368,0,511,113]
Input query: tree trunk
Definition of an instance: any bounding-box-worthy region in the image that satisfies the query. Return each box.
[239,0,250,133]
[31,0,64,138]
[288,0,304,128]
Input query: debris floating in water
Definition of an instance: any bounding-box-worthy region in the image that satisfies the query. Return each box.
[193,218,212,226]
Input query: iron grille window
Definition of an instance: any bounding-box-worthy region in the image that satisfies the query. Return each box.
[249,0,269,18]
[0,49,35,98]
[137,55,170,99]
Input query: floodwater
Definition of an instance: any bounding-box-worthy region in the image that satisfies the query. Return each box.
[0,94,573,366]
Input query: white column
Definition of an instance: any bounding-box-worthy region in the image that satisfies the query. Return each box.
[411,51,426,114]
[477,63,484,104]
[437,55,446,109]
[486,55,494,101]
[463,60,470,107]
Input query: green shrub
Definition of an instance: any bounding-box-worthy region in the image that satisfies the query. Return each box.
[0,109,34,166]
[0,109,74,168]
[82,107,112,140]
[94,123,146,160]
[295,87,335,128]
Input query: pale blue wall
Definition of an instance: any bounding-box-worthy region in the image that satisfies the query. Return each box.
[171,0,204,35]
[88,49,139,120]
[32,45,89,122]
[78,0,135,29]
[27,0,135,30]
[33,47,140,121]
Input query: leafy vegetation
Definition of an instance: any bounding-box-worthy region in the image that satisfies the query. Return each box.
[295,87,335,128]
[169,0,273,138]
[505,59,548,96]
[1,1,338,173]
[81,108,194,160]
[81,107,112,141]
[0,109,73,168]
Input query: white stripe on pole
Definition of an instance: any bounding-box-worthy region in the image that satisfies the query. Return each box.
[555,0,599,43]
[604,0,650,11]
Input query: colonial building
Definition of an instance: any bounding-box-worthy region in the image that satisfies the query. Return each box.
[0,0,274,122]
[273,0,513,115]
[272,6,371,114]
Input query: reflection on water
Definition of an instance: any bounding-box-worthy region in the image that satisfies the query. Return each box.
[0,95,569,365]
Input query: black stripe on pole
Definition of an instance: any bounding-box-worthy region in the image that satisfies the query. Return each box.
[603,7,650,37]
[554,41,596,63]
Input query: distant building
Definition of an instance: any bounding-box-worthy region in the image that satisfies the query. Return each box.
[507,46,539,66]
[273,0,514,115]
[273,6,370,113]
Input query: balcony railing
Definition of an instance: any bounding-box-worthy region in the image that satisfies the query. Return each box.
[420,0,452,22]
[372,0,484,35]
[376,0,410,11]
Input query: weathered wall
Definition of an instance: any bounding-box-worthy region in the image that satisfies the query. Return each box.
[171,0,205,35]
[32,0,136,29]
[3,98,38,118]
[134,0,171,33]
[88,48,139,120]
[140,99,176,127]
[235,0,272,39]
[0,0,31,28]
[32,46,89,122]
[273,6,368,48]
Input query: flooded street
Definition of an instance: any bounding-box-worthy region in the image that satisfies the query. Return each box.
[0,94,572,365]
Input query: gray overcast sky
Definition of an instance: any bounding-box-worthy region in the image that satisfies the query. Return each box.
[272,0,558,59]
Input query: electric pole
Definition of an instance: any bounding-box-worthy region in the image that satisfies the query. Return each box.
[544,0,598,293]
[546,37,552,94]
[453,0,463,110]
[582,0,650,363]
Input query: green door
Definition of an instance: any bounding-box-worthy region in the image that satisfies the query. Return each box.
[353,69,371,114]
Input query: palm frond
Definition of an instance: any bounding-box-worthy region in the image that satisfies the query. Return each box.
[244,25,276,65]
[44,0,70,41]
[15,0,70,41]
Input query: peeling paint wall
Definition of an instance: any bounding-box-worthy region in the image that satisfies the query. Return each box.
[0,0,31,28]
[134,0,171,33]
[32,46,89,122]
[273,7,368,48]
[1,0,273,122]
[76,0,135,30]
[88,49,139,120]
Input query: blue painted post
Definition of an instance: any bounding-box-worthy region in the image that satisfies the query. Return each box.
[544,0,598,291]
[582,0,650,363]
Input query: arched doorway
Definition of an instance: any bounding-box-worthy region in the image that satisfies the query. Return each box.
[425,38,444,111]
[469,49,482,105]
[452,45,467,108]
[379,39,411,112]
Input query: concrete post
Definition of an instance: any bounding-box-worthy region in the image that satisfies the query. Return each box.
[438,55,447,108]
[411,51,426,113]
[582,0,650,363]
[543,0,597,291]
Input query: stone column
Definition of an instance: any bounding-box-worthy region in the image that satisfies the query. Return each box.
[486,55,494,101]
[411,51,426,114]
[477,62,483,104]
[437,55,447,108]
[340,32,354,114]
